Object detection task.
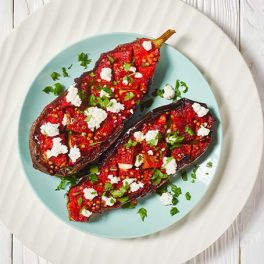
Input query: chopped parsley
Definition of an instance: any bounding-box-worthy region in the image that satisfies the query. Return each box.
[123,63,132,71]
[185,125,194,136]
[78,90,86,100]
[170,184,182,197]
[55,176,76,191]
[77,197,83,206]
[185,192,191,200]
[191,165,199,183]
[122,201,137,209]
[125,139,138,148]
[78,52,92,69]
[107,55,115,64]
[206,161,213,168]
[50,71,60,81]
[181,171,188,181]
[88,165,99,183]
[124,91,135,101]
[156,181,169,195]
[123,75,133,84]
[104,182,113,191]
[119,196,130,204]
[151,169,169,185]
[111,183,130,198]
[137,208,147,221]
[43,83,65,96]
[175,80,189,99]
[62,67,69,77]
[166,131,184,149]
[170,207,179,216]
[89,72,96,78]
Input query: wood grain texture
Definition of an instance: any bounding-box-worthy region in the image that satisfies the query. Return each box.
[0,0,263,263]
[239,1,264,264]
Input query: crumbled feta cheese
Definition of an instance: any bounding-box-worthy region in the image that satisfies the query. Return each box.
[46,137,68,158]
[135,154,144,167]
[81,208,92,218]
[118,163,133,170]
[99,89,110,98]
[122,79,129,85]
[68,145,81,163]
[197,125,210,137]
[40,122,60,137]
[192,103,209,117]
[106,99,124,113]
[129,66,137,73]
[134,131,144,142]
[147,150,154,155]
[145,130,160,146]
[160,192,173,206]
[62,115,69,126]
[108,174,120,184]
[100,67,112,82]
[142,40,152,51]
[130,181,144,192]
[122,178,135,185]
[84,107,107,131]
[83,188,98,200]
[163,84,175,100]
[134,72,143,78]
[162,157,177,175]
[102,196,116,206]
[130,109,134,114]
[66,85,82,107]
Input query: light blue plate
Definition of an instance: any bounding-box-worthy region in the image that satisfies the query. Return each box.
[18,33,222,238]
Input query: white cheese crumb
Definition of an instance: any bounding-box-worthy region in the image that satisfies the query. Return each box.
[84,107,107,131]
[197,125,210,137]
[135,154,144,167]
[162,157,177,175]
[160,192,173,206]
[147,150,154,155]
[46,137,68,158]
[130,181,144,192]
[99,89,110,98]
[142,40,152,51]
[102,196,116,206]
[145,130,159,146]
[106,99,124,113]
[40,122,60,137]
[122,79,129,85]
[129,66,137,73]
[130,109,134,114]
[100,67,112,82]
[163,84,175,100]
[122,178,135,185]
[66,85,82,107]
[83,188,98,200]
[108,174,120,184]
[68,145,81,163]
[62,115,69,126]
[134,131,144,142]
[134,72,143,78]
[81,208,92,218]
[118,163,133,170]
[192,103,209,117]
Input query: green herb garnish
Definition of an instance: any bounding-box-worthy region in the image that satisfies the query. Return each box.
[107,55,115,64]
[137,208,147,221]
[111,183,130,198]
[104,182,113,192]
[166,131,184,149]
[170,207,179,216]
[55,176,76,191]
[181,171,188,181]
[43,86,53,94]
[124,91,135,101]
[185,192,191,200]
[119,196,130,204]
[123,63,132,71]
[206,161,213,168]
[89,173,98,183]
[43,83,64,96]
[170,184,182,197]
[191,165,199,182]
[185,125,194,136]
[125,139,138,148]
[151,169,169,185]
[50,72,60,81]
[62,67,69,77]
[78,52,92,69]
[77,197,83,206]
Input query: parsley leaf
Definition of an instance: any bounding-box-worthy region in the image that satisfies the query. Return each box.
[185,125,194,136]
[151,169,169,185]
[88,165,99,183]
[166,131,184,149]
[137,208,147,221]
[55,176,76,191]
[53,83,64,96]
[124,91,135,101]
[185,192,191,200]
[62,67,69,77]
[191,165,199,183]
[123,63,132,71]
[50,72,60,81]
[170,207,179,216]
[77,197,83,206]
[89,174,98,183]
[125,139,138,148]
[170,184,182,197]
[78,52,92,69]
[181,170,188,181]
[206,161,213,168]
[43,86,53,94]
[107,55,115,64]
[111,183,130,198]
[104,182,113,192]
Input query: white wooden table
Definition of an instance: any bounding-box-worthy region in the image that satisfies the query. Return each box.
[0,0,263,263]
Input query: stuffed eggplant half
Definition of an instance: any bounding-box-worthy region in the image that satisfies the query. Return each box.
[67,98,215,222]
[29,30,176,176]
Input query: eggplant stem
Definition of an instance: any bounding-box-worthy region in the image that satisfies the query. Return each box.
[153,29,176,48]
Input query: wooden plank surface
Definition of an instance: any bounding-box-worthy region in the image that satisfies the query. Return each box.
[0,0,263,263]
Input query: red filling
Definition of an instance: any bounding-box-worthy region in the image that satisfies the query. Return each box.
[67,100,214,222]
[34,38,160,174]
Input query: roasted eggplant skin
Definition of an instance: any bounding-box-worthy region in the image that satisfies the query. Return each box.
[66,98,215,222]
[29,30,176,177]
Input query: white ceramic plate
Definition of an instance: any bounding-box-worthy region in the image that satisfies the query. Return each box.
[0,0,262,263]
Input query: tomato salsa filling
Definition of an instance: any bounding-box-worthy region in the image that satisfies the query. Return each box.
[33,38,162,174]
[67,99,214,222]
